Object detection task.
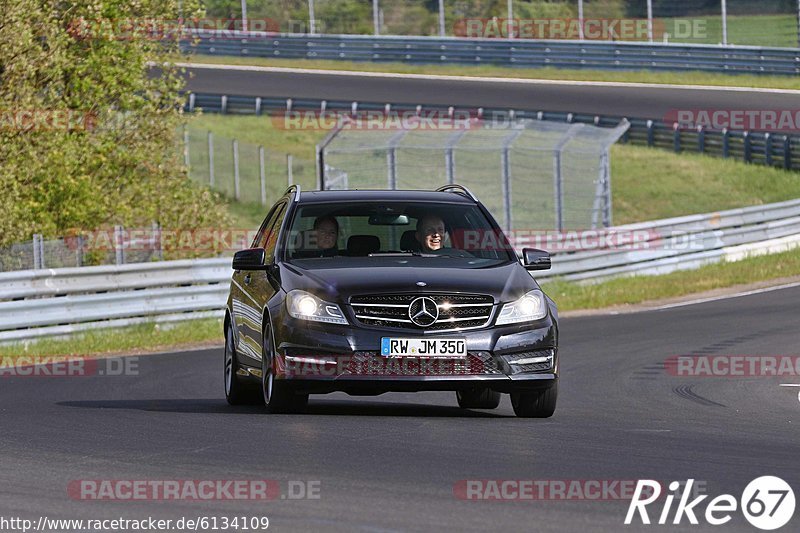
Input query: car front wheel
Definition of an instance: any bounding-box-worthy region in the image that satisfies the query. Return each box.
[224,323,260,405]
[510,383,557,418]
[262,326,308,414]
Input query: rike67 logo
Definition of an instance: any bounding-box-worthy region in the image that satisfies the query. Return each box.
[625,477,795,530]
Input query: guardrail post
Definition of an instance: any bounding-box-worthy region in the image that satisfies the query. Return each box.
[697,125,705,154]
[221,95,228,114]
[673,123,681,153]
[743,131,752,163]
[722,128,730,158]
[208,131,215,187]
[259,146,267,206]
[233,139,241,201]
[784,135,792,170]
[622,118,630,143]
[646,120,654,147]
[114,225,125,265]
[32,234,42,270]
[287,154,294,186]
[765,133,773,166]
[255,97,262,115]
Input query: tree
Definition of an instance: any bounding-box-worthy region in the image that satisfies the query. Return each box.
[0,0,230,252]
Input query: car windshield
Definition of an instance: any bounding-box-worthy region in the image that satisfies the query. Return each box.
[284,201,516,267]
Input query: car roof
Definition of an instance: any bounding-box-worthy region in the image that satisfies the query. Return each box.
[296,189,477,205]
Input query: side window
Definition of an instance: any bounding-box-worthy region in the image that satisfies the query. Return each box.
[250,203,286,248]
[260,204,287,259]
[251,203,282,248]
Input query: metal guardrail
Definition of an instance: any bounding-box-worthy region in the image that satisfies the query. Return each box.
[3,200,800,342]
[184,93,800,171]
[183,32,800,76]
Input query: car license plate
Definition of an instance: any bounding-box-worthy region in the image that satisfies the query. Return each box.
[380,338,466,358]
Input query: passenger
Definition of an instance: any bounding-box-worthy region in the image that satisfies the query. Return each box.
[313,216,339,254]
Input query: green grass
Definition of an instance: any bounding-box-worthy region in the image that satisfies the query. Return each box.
[542,245,800,312]
[610,144,800,224]
[0,319,223,359]
[181,54,800,91]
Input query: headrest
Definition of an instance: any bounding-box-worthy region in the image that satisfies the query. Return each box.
[347,235,380,256]
[400,230,420,252]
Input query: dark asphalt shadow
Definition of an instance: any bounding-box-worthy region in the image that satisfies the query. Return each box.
[56,398,509,417]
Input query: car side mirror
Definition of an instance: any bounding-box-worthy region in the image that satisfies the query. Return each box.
[233,248,268,270]
[522,248,551,271]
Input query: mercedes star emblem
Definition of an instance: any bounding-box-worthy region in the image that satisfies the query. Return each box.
[408,297,439,327]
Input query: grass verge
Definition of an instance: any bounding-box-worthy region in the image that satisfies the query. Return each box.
[0,319,223,359]
[542,246,800,312]
[181,55,800,91]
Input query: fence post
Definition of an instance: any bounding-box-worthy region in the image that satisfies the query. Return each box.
[721,0,728,45]
[386,148,396,190]
[183,126,190,169]
[76,235,84,267]
[722,128,730,158]
[151,222,162,261]
[233,139,241,201]
[765,133,773,166]
[32,234,42,270]
[259,146,267,206]
[437,0,445,37]
[114,225,125,265]
[743,131,751,163]
[372,0,380,35]
[208,131,215,187]
[287,154,294,186]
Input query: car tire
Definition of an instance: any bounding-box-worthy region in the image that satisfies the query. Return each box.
[510,383,557,418]
[224,323,260,405]
[262,325,309,414]
[456,388,501,409]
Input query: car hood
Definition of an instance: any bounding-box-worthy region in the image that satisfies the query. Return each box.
[279,260,538,304]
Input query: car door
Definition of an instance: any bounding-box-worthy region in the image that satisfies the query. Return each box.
[231,201,285,364]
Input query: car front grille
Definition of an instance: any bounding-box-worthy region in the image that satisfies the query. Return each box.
[350,293,494,331]
[343,351,502,376]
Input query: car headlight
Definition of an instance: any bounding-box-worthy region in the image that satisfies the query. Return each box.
[286,290,348,325]
[496,290,548,325]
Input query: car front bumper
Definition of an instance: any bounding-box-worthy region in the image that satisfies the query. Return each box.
[268,314,558,395]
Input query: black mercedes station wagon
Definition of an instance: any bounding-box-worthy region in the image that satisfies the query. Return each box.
[224,185,559,417]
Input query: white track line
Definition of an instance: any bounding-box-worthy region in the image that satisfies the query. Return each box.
[176,62,800,95]
[650,281,800,311]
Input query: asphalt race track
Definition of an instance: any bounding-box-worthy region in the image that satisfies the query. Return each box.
[181,64,800,119]
[2,285,799,532]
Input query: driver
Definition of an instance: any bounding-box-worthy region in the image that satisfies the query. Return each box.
[312,216,339,255]
[415,214,446,253]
